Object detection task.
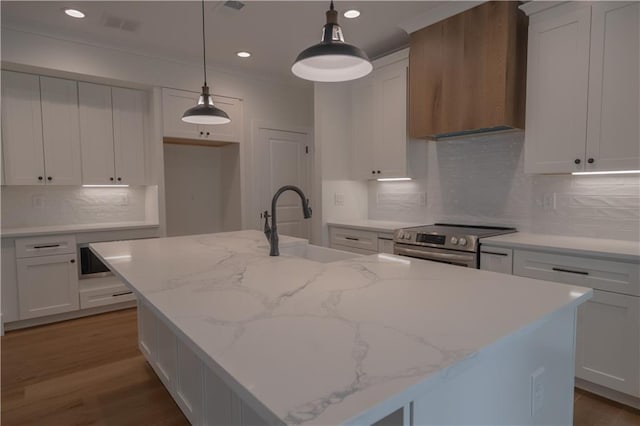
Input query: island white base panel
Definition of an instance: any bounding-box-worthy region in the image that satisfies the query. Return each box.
[575,378,640,410]
[137,297,578,426]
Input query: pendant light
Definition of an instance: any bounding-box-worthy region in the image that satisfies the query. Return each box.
[182,0,230,125]
[292,0,372,82]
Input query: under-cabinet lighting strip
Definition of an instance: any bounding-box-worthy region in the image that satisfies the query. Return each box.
[571,170,640,176]
[376,177,412,182]
[82,184,130,188]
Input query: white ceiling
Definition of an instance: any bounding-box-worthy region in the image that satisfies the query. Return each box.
[1,1,446,82]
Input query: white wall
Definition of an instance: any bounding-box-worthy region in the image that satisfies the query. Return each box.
[368,132,640,241]
[1,27,314,231]
[164,144,223,237]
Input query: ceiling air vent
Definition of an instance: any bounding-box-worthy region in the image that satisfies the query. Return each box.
[101,14,141,32]
[223,1,245,11]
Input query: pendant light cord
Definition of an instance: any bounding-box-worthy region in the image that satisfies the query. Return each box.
[201,0,207,86]
[330,0,334,11]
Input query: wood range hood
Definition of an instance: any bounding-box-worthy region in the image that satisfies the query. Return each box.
[408,1,528,140]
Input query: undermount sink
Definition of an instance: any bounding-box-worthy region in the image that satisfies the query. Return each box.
[280,244,362,263]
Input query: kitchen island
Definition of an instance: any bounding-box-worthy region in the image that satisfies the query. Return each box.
[91,230,591,426]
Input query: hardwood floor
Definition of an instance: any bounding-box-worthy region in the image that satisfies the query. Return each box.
[1,308,188,426]
[2,308,639,426]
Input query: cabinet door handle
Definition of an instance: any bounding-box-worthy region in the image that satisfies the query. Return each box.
[112,291,133,297]
[481,251,509,257]
[47,176,53,181]
[34,244,61,249]
[110,177,114,181]
[552,267,589,276]
[344,236,360,241]
[377,170,381,174]
[206,132,210,136]
[372,170,375,174]
[70,259,75,263]
[574,159,581,165]
[587,158,594,164]
[117,177,122,181]
[199,131,204,135]
[38,176,43,181]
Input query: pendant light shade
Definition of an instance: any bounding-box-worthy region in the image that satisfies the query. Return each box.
[292,1,372,82]
[182,0,231,125]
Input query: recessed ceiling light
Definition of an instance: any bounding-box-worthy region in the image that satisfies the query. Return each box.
[64,8,85,18]
[344,9,361,19]
[236,51,251,58]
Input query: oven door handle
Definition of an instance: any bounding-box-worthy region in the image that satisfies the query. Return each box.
[394,246,475,263]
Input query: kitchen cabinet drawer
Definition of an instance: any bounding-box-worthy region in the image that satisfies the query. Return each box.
[576,290,640,397]
[79,282,135,309]
[377,237,394,254]
[480,246,513,274]
[329,227,378,252]
[15,235,77,258]
[513,249,639,296]
[331,244,377,256]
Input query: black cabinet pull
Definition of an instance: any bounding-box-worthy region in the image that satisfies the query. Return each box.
[112,291,133,297]
[117,177,122,181]
[574,159,581,165]
[206,132,210,136]
[110,177,114,181]
[371,170,375,174]
[345,236,360,241]
[199,131,204,135]
[481,251,509,257]
[34,244,60,249]
[552,267,589,276]
[70,259,75,263]
[47,176,53,181]
[377,170,381,174]
[587,158,594,164]
[38,176,43,181]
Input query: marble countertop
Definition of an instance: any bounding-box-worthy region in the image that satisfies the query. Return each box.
[327,220,426,233]
[1,221,160,238]
[481,232,640,262]
[91,230,591,425]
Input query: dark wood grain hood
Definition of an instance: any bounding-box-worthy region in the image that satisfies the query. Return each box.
[408,1,528,140]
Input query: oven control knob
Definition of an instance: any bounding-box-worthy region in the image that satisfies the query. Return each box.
[404,234,411,240]
[450,237,458,245]
[397,232,405,240]
[458,237,467,246]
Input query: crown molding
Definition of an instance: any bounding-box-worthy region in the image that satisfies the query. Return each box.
[398,1,486,34]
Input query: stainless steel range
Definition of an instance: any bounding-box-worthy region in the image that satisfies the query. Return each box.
[393,223,516,268]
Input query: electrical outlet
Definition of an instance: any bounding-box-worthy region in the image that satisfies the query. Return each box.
[530,367,545,417]
[542,193,556,210]
[118,194,129,206]
[32,195,45,209]
[334,193,345,206]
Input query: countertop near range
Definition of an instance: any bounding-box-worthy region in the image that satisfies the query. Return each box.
[91,230,591,426]
[481,232,640,262]
[327,219,424,233]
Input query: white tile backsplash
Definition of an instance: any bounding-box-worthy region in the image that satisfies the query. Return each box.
[369,133,640,241]
[1,186,147,228]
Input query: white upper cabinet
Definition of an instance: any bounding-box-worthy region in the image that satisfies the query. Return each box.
[112,87,146,185]
[79,82,116,185]
[523,1,640,173]
[585,1,639,171]
[162,88,242,143]
[350,53,409,180]
[1,71,46,185]
[40,76,82,185]
[79,83,147,185]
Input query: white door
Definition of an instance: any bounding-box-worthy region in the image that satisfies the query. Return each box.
[79,82,116,184]
[257,128,311,239]
[17,253,79,319]
[40,76,82,185]
[112,87,146,185]
[576,290,640,397]
[1,71,46,185]
[374,60,408,178]
[524,3,592,174]
[585,2,640,172]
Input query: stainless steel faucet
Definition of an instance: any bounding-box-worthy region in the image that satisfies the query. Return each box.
[263,185,312,256]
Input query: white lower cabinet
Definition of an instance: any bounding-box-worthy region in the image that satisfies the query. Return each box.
[156,319,177,390]
[576,290,640,397]
[138,300,157,359]
[479,246,513,274]
[176,338,204,425]
[329,226,397,255]
[511,248,640,401]
[16,253,79,319]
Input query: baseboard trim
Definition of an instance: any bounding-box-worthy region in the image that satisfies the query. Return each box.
[3,301,136,331]
[575,378,640,410]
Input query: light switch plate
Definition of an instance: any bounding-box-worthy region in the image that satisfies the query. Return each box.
[334,193,345,206]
